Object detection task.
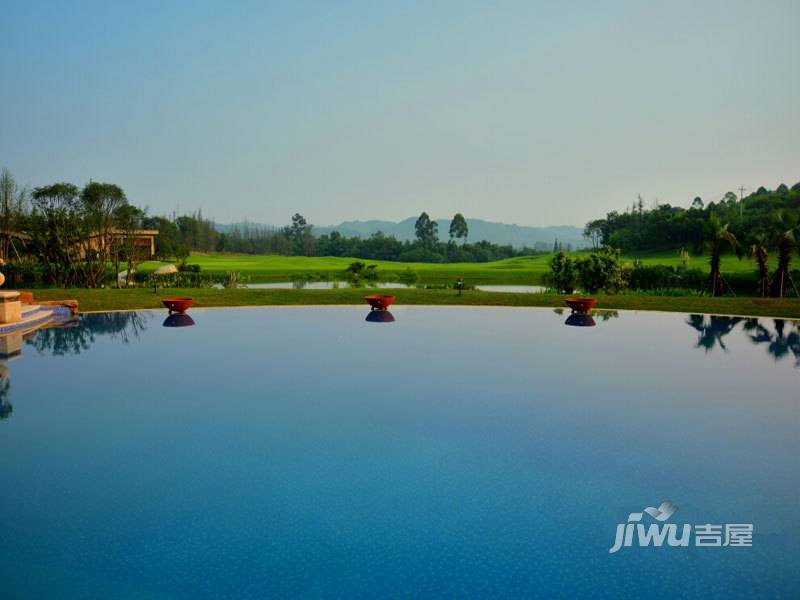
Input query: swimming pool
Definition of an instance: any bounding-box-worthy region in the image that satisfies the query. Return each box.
[0,307,797,598]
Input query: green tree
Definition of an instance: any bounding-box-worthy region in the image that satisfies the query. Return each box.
[0,168,28,260]
[80,182,128,287]
[448,213,468,243]
[575,246,626,294]
[702,214,741,297]
[113,203,146,287]
[414,212,438,247]
[583,219,604,250]
[30,183,81,287]
[287,213,314,255]
[546,252,577,294]
[748,230,771,298]
[769,212,798,298]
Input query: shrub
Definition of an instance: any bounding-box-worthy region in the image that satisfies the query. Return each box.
[2,259,44,286]
[575,247,626,294]
[345,262,365,276]
[363,264,380,281]
[398,268,419,286]
[178,263,201,273]
[628,265,682,290]
[546,252,578,293]
[147,272,220,289]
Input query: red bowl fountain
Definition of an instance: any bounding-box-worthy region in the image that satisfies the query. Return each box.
[162,297,194,314]
[565,297,597,313]
[365,295,395,311]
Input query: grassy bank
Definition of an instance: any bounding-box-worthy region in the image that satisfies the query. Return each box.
[132,251,764,283]
[30,287,800,319]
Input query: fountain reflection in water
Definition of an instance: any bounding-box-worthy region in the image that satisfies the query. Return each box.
[556,308,618,328]
[564,313,596,327]
[163,314,196,328]
[365,310,396,323]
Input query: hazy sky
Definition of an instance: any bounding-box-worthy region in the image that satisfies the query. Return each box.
[1,1,798,227]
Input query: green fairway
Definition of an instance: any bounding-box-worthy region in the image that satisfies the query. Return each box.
[133,251,764,283]
[31,287,800,319]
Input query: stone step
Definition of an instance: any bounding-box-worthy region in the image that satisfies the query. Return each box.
[0,307,54,332]
[21,304,43,315]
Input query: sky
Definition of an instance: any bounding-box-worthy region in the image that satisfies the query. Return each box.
[1,1,798,228]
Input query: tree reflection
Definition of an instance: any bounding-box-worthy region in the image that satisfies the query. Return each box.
[26,312,149,356]
[595,310,619,321]
[687,314,800,367]
[685,315,744,353]
[0,364,11,420]
[743,318,800,366]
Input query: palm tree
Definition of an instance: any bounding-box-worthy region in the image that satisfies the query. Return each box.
[748,230,771,297]
[702,214,741,297]
[769,212,798,298]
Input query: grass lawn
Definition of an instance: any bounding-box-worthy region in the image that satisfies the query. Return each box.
[30,287,800,319]
[132,251,764,283]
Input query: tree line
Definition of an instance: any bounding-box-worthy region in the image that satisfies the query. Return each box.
[1,169,148,287]
[581,181,800,297]
[583,183,800,254]
[152,210,543,263]
[0,168,547,287]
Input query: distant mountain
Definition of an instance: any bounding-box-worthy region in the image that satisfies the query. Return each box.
[215,218,585,249]
[316,217,585,249]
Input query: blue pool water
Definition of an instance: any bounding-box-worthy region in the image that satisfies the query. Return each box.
[0,307,797,598]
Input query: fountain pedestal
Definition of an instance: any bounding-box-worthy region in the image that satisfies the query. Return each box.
[0,291,22,324]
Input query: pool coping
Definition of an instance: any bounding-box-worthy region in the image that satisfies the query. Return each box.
[80,304,800,321]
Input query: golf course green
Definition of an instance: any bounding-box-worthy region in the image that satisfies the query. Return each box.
[133,251,763,283]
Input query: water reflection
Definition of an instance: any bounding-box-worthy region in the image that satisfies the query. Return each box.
[686,314,800,367]
[686,315,743,353]
[595,310,619,322]
[163,314,196,328]
[0,312,151,422]
[564,314,596,327]
[743,318,800,366]
[26,312,149,357]
[365,310,396,323]
[0,364,11,420]
[557,308,618,328]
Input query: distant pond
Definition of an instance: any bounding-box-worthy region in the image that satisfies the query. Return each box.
[238,281,548,293]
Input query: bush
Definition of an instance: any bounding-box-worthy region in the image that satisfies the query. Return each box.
[628,265,682,290]
[363,264,380,281]
[575,247,626,294]
[2,259,44,287]
[398,268,419,286]
[147,272,220,289]
[545,252,578,293]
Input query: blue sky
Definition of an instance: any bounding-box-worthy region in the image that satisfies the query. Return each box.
[1,1,798,227]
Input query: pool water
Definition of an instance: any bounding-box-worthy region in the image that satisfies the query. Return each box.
[0,307,797,598]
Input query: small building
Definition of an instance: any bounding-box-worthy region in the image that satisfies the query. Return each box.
[85,229,160,259]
